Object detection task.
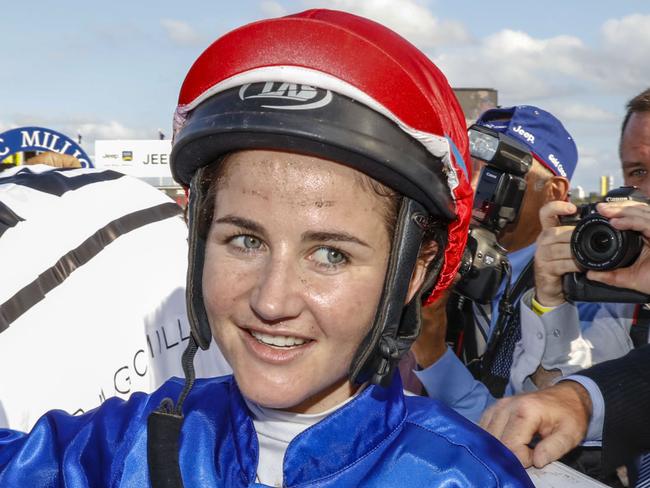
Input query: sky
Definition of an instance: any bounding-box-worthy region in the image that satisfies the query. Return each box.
[2,0,649,191]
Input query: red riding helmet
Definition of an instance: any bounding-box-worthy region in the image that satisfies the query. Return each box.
[171,9,472,385]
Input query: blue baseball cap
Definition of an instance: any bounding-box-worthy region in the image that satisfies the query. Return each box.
[475,105,578,180]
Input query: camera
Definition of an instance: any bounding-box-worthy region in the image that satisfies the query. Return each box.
[561,186,650,302]
[455,125,533,303]
[562,186,645,271]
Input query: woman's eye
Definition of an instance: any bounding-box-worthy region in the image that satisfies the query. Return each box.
[230,235,263,251]
[312,247,347,267]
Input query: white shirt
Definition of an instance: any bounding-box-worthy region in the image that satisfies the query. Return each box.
[0,165,230,431]
[512,290,635,393]
[246,390,363,487]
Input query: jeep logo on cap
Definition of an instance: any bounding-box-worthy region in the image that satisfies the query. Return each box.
[239,82,332,110]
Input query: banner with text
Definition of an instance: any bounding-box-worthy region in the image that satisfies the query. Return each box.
[0,127,92,167]
[94,140,172,178]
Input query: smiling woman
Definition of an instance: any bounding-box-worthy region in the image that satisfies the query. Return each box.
[0,9,533,488]
[202,150,397,414]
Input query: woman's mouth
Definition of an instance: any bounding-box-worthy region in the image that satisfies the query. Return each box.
[249,330,312,348]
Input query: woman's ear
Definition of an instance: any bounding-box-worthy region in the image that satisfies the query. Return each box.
[406,240,439,303]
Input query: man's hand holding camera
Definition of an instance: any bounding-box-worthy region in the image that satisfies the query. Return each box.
[586,200,650,294]
[534,201,581,307]
[535,188,650,304]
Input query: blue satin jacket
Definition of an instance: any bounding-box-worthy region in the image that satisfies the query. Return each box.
[0,375,532,487]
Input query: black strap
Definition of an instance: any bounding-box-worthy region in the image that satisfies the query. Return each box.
[0,168,123,197]
[478,258,535,396]
[0,200,23,238]
[484,257,535,354]
[183,167,213,350]
[349,198,427,386]
[148,410,185,488]
[445,292,478,362]
[508,258,536,301]
[454,259,534,365]
[147,335,198,488]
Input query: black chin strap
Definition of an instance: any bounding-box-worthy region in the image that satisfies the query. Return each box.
[349,198,429,386]
[185,167,213,350]
[147,336,199,488]
[147,166,212,487]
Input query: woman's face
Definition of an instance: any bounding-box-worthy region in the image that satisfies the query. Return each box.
[202,149,394,414]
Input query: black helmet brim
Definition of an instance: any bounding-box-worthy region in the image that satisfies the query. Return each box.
[171,85,454,221]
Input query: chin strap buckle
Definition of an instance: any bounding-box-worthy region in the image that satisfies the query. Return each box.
[379,336,400,360]
[371,337,401,387]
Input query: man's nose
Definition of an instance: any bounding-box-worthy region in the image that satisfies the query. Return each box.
[639,180,650,198]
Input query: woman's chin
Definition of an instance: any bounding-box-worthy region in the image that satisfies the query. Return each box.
[234,372,303,409]
[236,373,354,413]
[241,386,306,410]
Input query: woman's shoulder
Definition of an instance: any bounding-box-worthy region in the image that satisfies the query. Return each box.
[400,395,533,487]
[0,374,237,486]
[403,393,485,436]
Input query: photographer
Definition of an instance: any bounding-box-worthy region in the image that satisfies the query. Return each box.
[509,195,637,393]
[507,92,650,392]
[412,105,578,420]
[481,199,650,472]
[481,88,650,477]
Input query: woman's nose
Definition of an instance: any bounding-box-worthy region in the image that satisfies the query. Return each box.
[249,255,304,322]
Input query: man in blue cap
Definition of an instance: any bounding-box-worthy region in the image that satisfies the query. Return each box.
[480,88,650,487]
[410,105,632,421]
[412,104,638,484]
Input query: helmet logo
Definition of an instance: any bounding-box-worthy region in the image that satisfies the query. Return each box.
[239,82,332,110]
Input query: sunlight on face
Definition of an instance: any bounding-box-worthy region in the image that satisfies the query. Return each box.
[202,149,393,413]
[622,112,650,197]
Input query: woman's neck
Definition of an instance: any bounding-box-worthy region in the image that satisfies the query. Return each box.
[284,378,362,415]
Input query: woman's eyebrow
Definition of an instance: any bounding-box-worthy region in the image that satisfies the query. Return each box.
[213,215,265,235]
[302,230,370,248]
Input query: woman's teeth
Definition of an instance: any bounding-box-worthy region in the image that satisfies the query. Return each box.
[250,330,309,347]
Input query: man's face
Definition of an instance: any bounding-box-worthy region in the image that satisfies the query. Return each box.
[497,160,552,251]
[621,111,650,196]
[469,157,486,191]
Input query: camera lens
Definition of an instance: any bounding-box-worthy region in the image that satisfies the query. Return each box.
[589,231,613,254]
[584,226,616,258]
[571,215,643,270]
